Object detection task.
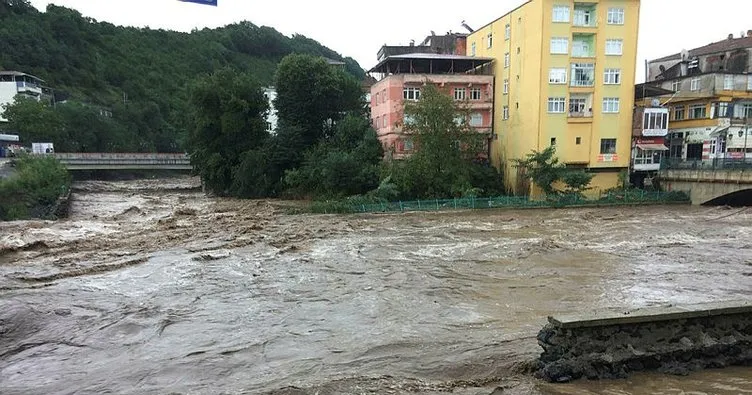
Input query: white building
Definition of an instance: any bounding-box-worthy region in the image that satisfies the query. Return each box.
[263,87,277,135]
[0,71,48,122]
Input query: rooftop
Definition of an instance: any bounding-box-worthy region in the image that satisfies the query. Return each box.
[368,53,494,75]
[0,70,45,82]
[651,34,752,63]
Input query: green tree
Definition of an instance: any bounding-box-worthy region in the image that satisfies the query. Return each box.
[0,1,365,153]
[187,68,268,196]
[274,54,363,149]
[514,146,565,196]
[561,170,594,198]
[2,97,67,149]
[514,146,593,197]
[387,85,489,199]
[0,155,70,220]
[284,113,383,198]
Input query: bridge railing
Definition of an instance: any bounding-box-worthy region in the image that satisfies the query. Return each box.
[661,158,752,171]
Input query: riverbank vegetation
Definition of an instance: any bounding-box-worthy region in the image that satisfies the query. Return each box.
[188,56,505,202]
[0,155,71,220]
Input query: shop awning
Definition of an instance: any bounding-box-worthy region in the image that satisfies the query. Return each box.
[710,126,730,137]
[636,143,669,151]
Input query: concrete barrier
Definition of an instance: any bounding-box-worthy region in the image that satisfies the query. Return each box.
[536,300,752,382]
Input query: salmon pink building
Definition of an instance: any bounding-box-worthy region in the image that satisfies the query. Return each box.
[368,54,494,159]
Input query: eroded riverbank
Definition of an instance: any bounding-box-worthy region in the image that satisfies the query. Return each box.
[1,177,751,394]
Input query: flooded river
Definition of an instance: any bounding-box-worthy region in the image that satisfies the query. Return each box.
[1,178,751,394]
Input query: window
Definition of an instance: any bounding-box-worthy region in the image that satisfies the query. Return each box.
[690,77,701,91]
[600,138,617,154]
[713,102,729,118]
[487,33,493,49]
[573,8,594,27]
[673,106,685,120]
[266,122,273,132]
[503,79,509,94]
[502,106,509,120]
[403,87,421,101]
[550,137,557,146]
[374,92,379,104]
[403,114,416,125]
[572,38,593,57]
[548,97,566,113]
[605,39,623,55]
[735,103,752,118]
[604,68,621,84]
[382,90,387,103]
[382,115,387,128]
[549,68,567,84]
[550,38,568,54]
[552,5,570,22]
[505,24,511,40]
[504,52,510,68]
[469,112,483,127]
[643,111,668,130]
[607,7,624,24]
[471,42,476,56]
[672,80,681,92]
[454,88,466,101]
[569,96,588,115]
[689,104,706,119]
[403,138,414,152]
[724,75,734,90]
[576,137,582,145]
[748,75,752,91]
[602,98,620,113]
[453,115,464,126]
[470,88,482,100]
[710,139,717,155]
[571,63,595,87]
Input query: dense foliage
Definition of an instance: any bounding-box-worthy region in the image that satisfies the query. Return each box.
[0,155,71,220]
[188,55,380,198]
[382,85,504,199]
[0,0,364,152]
[514,146,594,197]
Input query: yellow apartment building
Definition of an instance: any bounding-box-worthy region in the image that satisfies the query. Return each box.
[467,0,640,195]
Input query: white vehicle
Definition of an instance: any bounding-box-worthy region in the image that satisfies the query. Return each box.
[32,142,55,154]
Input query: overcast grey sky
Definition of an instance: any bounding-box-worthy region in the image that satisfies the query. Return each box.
[28,0,752,82]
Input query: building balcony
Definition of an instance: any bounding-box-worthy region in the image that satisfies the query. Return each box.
[16,81,41,95]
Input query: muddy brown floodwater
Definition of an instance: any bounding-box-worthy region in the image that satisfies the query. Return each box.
[1,177,751,395]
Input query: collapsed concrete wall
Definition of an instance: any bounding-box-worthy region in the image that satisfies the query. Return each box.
[536,301,752,383]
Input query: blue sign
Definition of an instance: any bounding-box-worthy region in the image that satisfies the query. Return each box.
[179,0,217,6]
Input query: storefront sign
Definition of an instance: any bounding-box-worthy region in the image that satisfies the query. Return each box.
[598,154,619,162]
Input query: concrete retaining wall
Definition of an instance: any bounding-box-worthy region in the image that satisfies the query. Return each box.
[536,301,752,382]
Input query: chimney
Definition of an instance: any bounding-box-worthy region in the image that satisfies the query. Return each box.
[748,30,752,37]
[409,39,415,46]
[728,33,734,40]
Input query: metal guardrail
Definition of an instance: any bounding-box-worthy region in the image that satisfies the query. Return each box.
[312,190,691,214]
[50,153,192,170]
[662,158,752,170]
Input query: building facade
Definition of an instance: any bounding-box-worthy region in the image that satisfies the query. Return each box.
[646,34,752,164]
[0,71,50,122]
[368,54,494,159]
[262,87,278,135]
[467,0,640,196]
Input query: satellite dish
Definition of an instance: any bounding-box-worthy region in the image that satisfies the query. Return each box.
[651,98,661,107]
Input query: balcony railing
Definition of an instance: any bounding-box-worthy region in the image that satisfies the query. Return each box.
[569,111,593,118]
[662,158,752,170]
[571,79,595,87]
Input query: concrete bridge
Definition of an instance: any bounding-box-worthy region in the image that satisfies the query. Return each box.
[658,162,752,205]
[52,153,192,171]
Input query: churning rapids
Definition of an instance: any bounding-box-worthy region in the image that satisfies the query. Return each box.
[1,177,751,395]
